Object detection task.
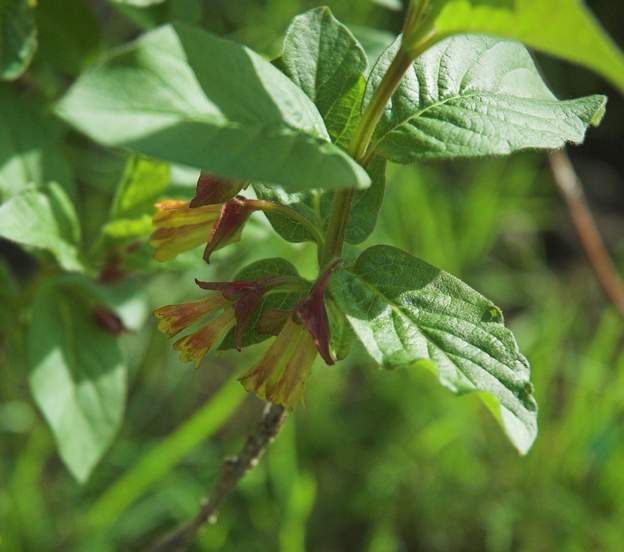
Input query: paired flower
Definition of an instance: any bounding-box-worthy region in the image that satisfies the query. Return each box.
[239,261,340,410]
[154,276,302,367]
[150,173,253,262]
[154,292,235,367]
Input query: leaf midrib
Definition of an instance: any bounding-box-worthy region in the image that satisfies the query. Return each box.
[370,89,581,153]
[344,269,526,390]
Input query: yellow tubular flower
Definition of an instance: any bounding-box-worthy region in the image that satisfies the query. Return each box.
[173,308,237,368]
[240,317,317,410]
[153,295,230,338]
[150,200,222,262]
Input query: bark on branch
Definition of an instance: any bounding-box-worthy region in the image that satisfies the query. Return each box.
[148,402,287,552]
[548,149,624,317]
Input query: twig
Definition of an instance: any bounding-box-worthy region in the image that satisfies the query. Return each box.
[548,149,624,317]
[148,402,287,552]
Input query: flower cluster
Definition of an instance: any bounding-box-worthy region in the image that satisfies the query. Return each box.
[150,173,339,409]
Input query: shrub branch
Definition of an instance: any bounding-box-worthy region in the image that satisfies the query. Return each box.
[549,149,624,317]
[148,403,287,552]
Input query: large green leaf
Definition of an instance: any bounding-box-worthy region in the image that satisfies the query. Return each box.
[28,279,126,482]
[280,7,368,146]
[0,86,74,200]
[330,245,538,454]
[365,35,606,163]
[56,23,370,193]
[0,0,37,80]
[424,0,624,95]
[0,183,84,272]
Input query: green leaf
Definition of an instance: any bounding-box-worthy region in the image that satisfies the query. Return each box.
[220,258,306,350]
[326,298,355,361]
[0,183,84,272]
[28,279,126,482]
[255,155,386,246]
[426,0,624,95]
[280,7,368,147]
[366,35,606,163]
[329,245,538,454]
[321,156,386,244]
[111,156,170,219]
[36,0,100,76]
[0,0,36,80]
[102,155,170,240]
[253,183,321,244]
[56,23,370,193]
[0,85,74,200]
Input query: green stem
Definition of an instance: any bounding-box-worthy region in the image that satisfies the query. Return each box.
[321,48,414,264]
[246,199,325,247]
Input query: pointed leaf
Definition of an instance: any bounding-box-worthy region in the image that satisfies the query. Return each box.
[280,7,368,146]
[56,23,370,193]
[365,35,606,163]
[330,245,538,454]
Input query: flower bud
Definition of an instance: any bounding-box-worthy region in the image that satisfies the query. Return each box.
[296,260,340,365]
[203,198,255,263]
[190,172,245,207]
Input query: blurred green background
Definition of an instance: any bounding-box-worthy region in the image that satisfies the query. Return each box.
[1,1,624,551]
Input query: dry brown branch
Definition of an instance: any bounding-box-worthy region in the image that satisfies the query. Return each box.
[548,149,624,317]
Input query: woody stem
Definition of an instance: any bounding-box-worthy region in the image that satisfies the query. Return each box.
[148,403,287,552]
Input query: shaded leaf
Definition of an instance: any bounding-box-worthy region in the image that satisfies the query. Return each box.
[0,0,36,80]
[253,183,321,244]
[321,156,386,244]
[255,156,386,246]
[36,0,100,75]
[56,23,370,193]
